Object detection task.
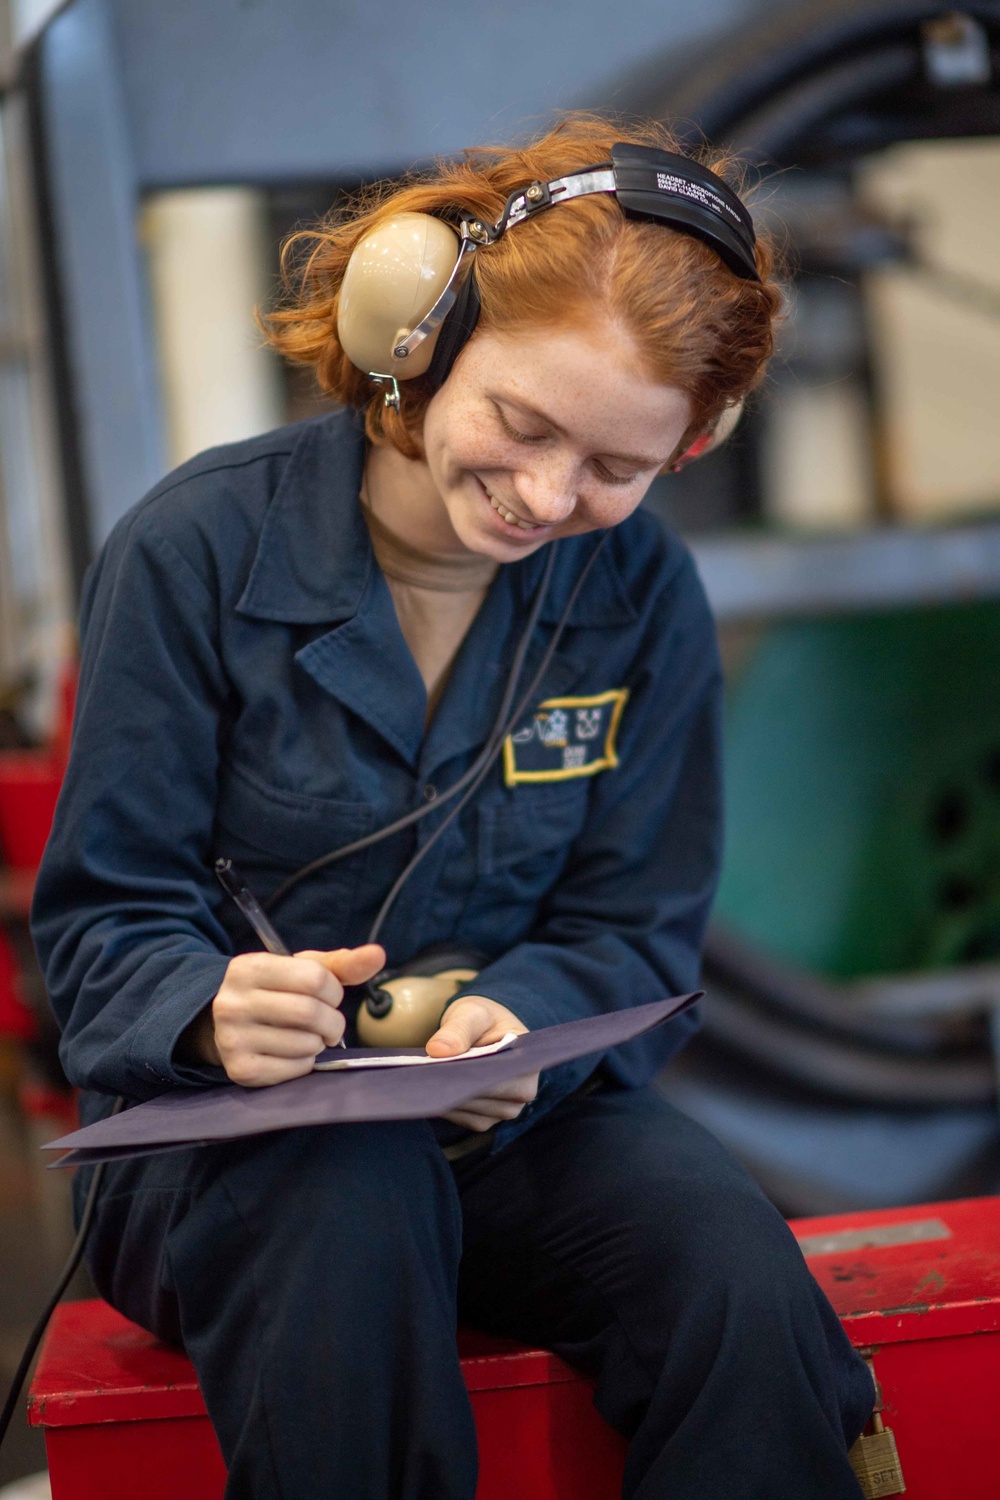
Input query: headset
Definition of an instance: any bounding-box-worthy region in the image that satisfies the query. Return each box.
[336,141,760,412]
[0,144,758,1453]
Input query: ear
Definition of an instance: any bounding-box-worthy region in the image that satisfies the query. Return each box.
[669,398,746,472]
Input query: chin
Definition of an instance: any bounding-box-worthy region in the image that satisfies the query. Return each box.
[484,536,549,563]
[447,482,554,562]
[458,515,551,563]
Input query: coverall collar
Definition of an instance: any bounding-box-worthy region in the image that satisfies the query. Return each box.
[235,412,637,632]
[233,412,636,770]
[236,414,372,625]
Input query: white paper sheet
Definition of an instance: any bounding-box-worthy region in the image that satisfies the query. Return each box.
[313,1032,519,1071]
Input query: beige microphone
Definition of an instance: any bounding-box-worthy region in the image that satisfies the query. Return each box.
[356,967,480,1048]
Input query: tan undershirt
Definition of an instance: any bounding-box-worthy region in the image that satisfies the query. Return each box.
[361,501,498,726]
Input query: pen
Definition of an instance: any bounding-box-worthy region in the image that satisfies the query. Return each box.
[214,857,347,1048]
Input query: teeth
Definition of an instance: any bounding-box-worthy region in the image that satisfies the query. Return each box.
[486,490,539,530]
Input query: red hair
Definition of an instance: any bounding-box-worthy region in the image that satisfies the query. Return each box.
[261,114,782,459]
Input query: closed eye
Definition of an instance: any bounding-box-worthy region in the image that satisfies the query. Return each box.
[593,461,639,487]
[496,401,642,485]
[495,405,546,445]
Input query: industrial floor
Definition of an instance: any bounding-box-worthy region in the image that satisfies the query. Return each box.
[0,1043,88,1491]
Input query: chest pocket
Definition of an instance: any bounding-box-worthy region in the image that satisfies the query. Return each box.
[213,761,375,935]
[477,783,590,904]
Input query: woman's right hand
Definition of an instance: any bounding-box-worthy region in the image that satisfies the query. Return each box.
[185,944,386,1087]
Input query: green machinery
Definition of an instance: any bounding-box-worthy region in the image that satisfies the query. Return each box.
[717,603,1000,980]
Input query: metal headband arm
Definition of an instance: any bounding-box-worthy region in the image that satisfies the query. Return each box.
[390,228,480,363]
[385,173,617,369]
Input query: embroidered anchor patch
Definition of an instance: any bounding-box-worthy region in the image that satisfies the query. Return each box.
[503,690,629,785]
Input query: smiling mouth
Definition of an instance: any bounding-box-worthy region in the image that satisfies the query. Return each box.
[480,481,545,532]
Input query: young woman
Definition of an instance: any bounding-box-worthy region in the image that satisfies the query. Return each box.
[32,116,873,1498]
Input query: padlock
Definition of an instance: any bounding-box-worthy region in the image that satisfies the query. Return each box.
[849,1411,906,1497]
[848,1353,906,1498]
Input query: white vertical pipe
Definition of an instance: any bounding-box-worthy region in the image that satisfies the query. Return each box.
[142,187,284,468]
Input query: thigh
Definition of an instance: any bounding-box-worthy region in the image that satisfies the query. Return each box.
[86,1116,464,1342]
[86,1120,478,1500]
[454,1086,870,1442]
[454,1085,792,1352]
[81,1144,202,1346]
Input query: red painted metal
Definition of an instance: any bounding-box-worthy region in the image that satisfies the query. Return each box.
[0,925,36,1042]
[789,1195,1000,1500]
[0,751,62,870]
[16,1081,77,1126]
[0,660,75,871]
[790,1195,1000,1343]
[40,1416,226,1500]
[28,1196,1000,1499]
[29,1301,627,1500]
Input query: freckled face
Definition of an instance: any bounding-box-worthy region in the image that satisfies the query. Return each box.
[420,319,693,563]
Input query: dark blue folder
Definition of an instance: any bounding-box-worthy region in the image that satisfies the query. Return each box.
[46,994,700,1167]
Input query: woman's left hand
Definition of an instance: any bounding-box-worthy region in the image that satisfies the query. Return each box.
[426,996,539,1132]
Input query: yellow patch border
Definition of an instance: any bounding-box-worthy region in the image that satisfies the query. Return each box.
[503,689,630,786]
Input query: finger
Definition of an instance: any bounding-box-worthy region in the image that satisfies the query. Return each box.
[283,956,347,1007]
[440,1100,528,1130]
[457,1075,539,1104]
[221,990,345,1045]
[304,944,386,987]
[440,1109,500,1132]
[220,1025,327,1061]
[231,952,345,1007]
[460,1097,531,1118]
[425,997,495,1057]
[224,1053,316,1089]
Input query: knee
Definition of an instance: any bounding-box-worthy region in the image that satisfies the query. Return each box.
[627,1176,820,1348]
[716,1187,814,1301]
[689,1183,822,1328]
[652,1183,863,1393]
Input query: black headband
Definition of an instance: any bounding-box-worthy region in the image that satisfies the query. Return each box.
[489,143,758,281]
[425,143,759,391]
[608,143,758,281]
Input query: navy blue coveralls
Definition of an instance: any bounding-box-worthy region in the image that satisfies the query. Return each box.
[32,412,872,1499]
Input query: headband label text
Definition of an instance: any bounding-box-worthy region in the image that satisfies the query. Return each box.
[655,172,743,226]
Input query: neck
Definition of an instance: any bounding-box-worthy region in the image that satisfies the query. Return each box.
[362,503,497,593]
[363,443,464,554]
[361,443,496,593]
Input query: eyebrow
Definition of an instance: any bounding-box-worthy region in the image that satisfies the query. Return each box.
[497,395,668,469]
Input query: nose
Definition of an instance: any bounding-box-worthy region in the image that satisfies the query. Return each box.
[514,457,578,527]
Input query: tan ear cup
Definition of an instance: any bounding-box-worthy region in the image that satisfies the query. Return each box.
[337,213,462,381]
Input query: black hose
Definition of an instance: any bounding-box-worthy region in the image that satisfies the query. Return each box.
[626,0,1000,148]
[702,926,998,1106]
[701,980,996,1105]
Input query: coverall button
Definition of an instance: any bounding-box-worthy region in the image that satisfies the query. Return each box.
[423,784,438,802]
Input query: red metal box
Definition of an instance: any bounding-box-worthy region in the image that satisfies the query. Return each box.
[793,1194,1000,1499]
[28,1300,627,1500]
[27,1195,1000,1498]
